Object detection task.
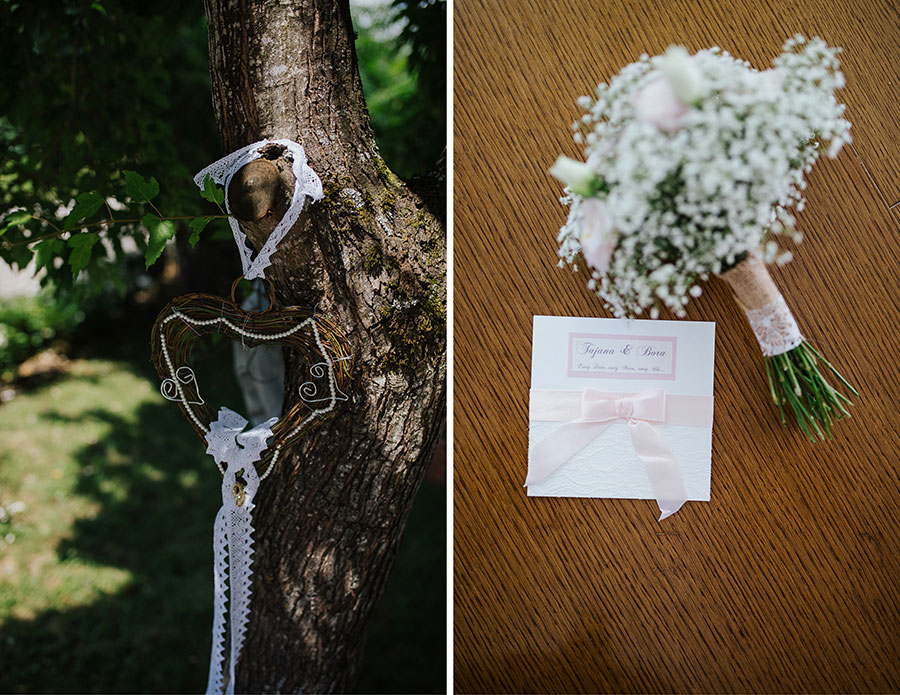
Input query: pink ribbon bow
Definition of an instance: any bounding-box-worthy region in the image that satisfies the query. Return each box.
[526,389,689,520]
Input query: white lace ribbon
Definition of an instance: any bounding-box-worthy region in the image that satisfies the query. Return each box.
[194,139,324,280]
[742,294,804,356]
[204,408,277,695]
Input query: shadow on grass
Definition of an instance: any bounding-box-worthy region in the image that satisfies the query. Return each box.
[0,358,444,694]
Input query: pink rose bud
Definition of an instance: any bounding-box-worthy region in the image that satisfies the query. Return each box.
[579,198,616,274]
[632,75,690,132]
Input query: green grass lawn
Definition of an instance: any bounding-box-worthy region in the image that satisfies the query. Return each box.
[0,338,444,693]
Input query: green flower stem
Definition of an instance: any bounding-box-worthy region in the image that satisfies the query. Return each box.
[804,341,860,397]
[764,356,787,424]
[764,341,856,442]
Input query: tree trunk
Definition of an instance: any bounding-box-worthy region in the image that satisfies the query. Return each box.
[202,1,446,692]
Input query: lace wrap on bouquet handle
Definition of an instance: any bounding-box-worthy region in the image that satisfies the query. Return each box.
[204,407,277,695]
[720,252,803,356]
[194,139,324,280]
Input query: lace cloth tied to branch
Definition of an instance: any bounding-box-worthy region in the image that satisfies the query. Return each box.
[194,139,324,280]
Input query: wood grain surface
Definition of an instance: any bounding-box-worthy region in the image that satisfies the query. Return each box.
[453,1,900,692]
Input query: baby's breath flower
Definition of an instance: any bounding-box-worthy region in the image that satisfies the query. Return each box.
[554,37,849,318]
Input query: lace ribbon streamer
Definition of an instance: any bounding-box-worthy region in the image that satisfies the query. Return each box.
[194,139,324,280]
[204,408,277,695]
[526,389,714,521]
[719,253,803,356]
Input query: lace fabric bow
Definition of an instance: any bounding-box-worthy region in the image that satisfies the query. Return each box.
[204,408,276,695]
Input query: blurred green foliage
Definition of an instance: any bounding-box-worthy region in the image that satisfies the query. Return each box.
[0,294,84,377]
[0,0,445,296]
[0,0,220,298]
[354,0,446,179]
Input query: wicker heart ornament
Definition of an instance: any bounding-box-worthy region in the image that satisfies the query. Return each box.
[150,277,351,479]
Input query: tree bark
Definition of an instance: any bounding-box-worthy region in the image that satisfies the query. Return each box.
[202,1,446,692]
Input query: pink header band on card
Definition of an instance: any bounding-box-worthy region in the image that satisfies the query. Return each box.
[526,389,714,521]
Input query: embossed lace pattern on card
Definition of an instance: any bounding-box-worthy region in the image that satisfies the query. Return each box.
[527,421,711,500]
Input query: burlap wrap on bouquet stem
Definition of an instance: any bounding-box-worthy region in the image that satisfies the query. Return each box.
[720,252,781,311]
[718,253,803,357]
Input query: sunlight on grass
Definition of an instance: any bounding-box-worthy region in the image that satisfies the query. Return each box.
[0,360,156,622]
[0,356,221,692]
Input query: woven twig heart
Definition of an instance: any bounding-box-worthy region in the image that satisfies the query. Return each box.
[150,278,351,477]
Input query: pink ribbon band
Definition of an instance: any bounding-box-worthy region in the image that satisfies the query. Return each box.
[530,389,714,426]
[526,389,714,521]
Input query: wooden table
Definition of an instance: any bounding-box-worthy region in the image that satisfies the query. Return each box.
[453,1,900,692]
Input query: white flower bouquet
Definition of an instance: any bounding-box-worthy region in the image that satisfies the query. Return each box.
[551,36,857,440]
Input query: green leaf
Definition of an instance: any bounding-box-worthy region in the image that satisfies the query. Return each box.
[7,243,33,269]
[0,210,32,237]
[67,234,100,278]
[90,1,108,15]
[187,216,212,247]
[7,211,33,226]
[124,170,160,203]
[34,238,64,272]
[142,214,176,268]
[64,192,104,227]
[200,174,225,206]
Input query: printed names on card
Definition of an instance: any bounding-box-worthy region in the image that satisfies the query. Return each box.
[567,333,677,379]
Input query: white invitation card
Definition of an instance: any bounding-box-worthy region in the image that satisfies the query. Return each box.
[526,316,716,519]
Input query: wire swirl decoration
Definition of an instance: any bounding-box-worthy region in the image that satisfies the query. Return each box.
[150,277,352,479]
[160,366,206,405]
[299,359,350,406]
